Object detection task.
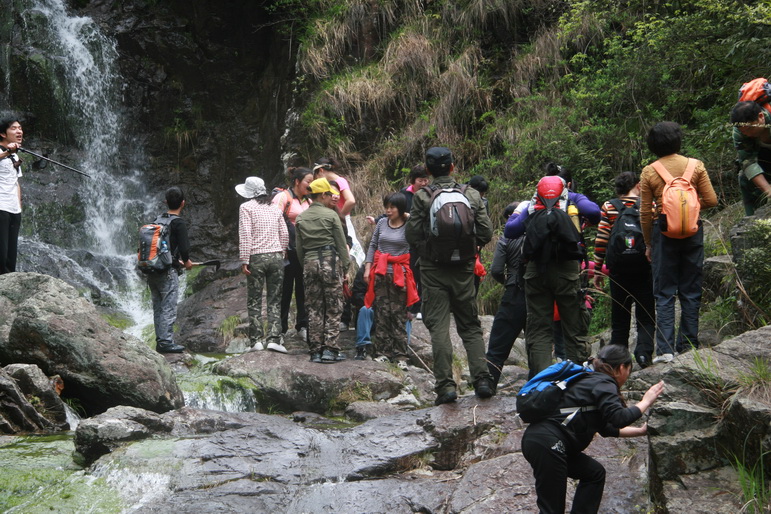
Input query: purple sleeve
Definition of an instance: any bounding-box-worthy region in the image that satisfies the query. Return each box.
[504,209,528,238]
[570,192,601,225]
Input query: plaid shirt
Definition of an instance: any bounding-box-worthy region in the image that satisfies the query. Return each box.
[238,200,289,263]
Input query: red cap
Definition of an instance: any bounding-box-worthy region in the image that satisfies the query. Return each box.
[537,176,565,200]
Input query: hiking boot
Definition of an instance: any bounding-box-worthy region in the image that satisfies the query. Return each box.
[267,342,288,354]
[321,349,339,363]
[396,359,409,371]
[434,390,458,406]
[475,378,494,399]
[157,342,185,354]
[652,353,674,364]
[297,327,308,341]
[339,322,350,331]
[334,351,347,362]
[309,352,322,363]
[354,345,371,360]
[636,354,651,369]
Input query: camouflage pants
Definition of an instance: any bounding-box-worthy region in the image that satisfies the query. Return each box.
[303,255,344,353]
[373,274,409,361]
[247,252,284,345]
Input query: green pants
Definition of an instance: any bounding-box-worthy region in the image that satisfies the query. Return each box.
[524,259,591,377]
[421,262,492,394]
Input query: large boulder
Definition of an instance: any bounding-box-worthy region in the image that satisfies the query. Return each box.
[0,273,184,416]
[0,363,69,434]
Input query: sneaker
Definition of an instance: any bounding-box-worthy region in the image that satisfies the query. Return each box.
[652,353,674,364]
[267,342,288,354]
[251,342,265,351]
[354,345,370,360]
[339,322,350,331]
[334,351,347,362]
[373,355,390,363]
[309,352,322,363]
[434,390,457,406]
[415,312,422,320]
[475,378,494,399]
[396,359,409,371]
[321,349,339,363]
[157,342,185,354]
[297,327,308,341]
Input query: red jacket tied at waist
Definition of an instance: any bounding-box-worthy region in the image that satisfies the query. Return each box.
[364,251,420,309]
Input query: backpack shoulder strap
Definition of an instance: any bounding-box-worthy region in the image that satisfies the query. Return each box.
[608,198,625,215]
[650,160,674,183]
[281,189,295,217]
[682,158,697,182]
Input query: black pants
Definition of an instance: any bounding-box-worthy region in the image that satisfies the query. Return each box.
[522,422,605,514]
[0,210,21,274]
[609,271,655,360]
[485,284,527,387]
[280,249,308,333]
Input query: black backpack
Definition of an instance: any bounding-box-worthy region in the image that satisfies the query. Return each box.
[423,184,477,264]
[522,200,583,273]
[604,198,647,271]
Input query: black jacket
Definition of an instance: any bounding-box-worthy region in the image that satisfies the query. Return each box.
[490,235,524,288]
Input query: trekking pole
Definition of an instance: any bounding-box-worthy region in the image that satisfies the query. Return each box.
[192,260,221,271]
[18,147,92,178]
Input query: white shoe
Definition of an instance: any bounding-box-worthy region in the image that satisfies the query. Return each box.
[396,360,409,371]
[267,342,288,354]
[415,313,422,320]
[652,353,674,364]
[298,328,307,340]
[251,342,265,351]
[373,355,390,363]
[339,322,350,331]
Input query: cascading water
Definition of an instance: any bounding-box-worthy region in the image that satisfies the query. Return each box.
[14,0,155,338]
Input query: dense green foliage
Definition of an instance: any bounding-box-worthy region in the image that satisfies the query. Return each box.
[277,0,771,318]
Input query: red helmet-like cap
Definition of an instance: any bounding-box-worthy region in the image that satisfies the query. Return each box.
[537,175,565,200]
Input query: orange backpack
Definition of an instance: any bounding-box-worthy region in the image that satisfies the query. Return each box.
[738,78,771,115]
[651,158,700,239]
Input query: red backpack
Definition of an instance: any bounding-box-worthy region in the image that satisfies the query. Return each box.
[651,159,700,239]
[738,78,771,115]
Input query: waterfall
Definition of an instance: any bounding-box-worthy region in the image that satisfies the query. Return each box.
[14,0,154,338]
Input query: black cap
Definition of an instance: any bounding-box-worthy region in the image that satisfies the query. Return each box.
[425,147,453,172]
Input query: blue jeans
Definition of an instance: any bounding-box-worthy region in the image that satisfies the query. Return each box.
[651,221,704,354]
[146,268,179,347]
[355,306,412,347]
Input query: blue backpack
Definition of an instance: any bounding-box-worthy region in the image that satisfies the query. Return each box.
[517,361,595,424]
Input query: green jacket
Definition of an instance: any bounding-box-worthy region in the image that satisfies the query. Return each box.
[733,109,771,181]
[295,202,350,270]
[406,174,493,265]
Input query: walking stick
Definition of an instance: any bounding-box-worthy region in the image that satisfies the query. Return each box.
[18,147,92,178]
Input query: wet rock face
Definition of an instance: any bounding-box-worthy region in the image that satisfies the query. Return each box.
[0,273,184,417]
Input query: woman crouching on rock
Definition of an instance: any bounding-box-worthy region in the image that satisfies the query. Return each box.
[521,344,664,513]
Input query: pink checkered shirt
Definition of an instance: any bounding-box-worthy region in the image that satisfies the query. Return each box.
[238,200,289,263]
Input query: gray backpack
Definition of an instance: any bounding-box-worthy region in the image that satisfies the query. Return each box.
[424,184,476,264]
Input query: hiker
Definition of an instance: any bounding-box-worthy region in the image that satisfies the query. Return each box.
[295,177,351,363]
[593,172,656,368]
[400,163,430,319]
[237,176,289,353]
[485,202,527,393]
[505,173,600,378]
[272,167,313,341]
[405,146,495,405]
[363,192,419,368]
[640,122,717,363]
[521,344,665,514]
[313,157,362,330]
[0,118,23,274]
[145,186,193,353]
[730,100,771,215]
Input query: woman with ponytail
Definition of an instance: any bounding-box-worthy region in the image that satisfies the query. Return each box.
[521,344,664,513]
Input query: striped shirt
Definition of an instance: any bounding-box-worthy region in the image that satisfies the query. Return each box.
[366,218,409,273]
[593,195,640,268]
[238,200,289,263]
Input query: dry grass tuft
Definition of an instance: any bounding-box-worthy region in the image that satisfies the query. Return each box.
[321,66,396,123]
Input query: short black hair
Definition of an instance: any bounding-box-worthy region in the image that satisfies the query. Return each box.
[166,186,184,209]
[647,121,682,157]
[384,192,407,216]
[503,202,520,221]
[544,162,572,185]
[614,172,639,196]
[0,118,21,138]
[289,166,313,186]
[731,101,763,124]
[467,175,489,194]
[408,164,428,184]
